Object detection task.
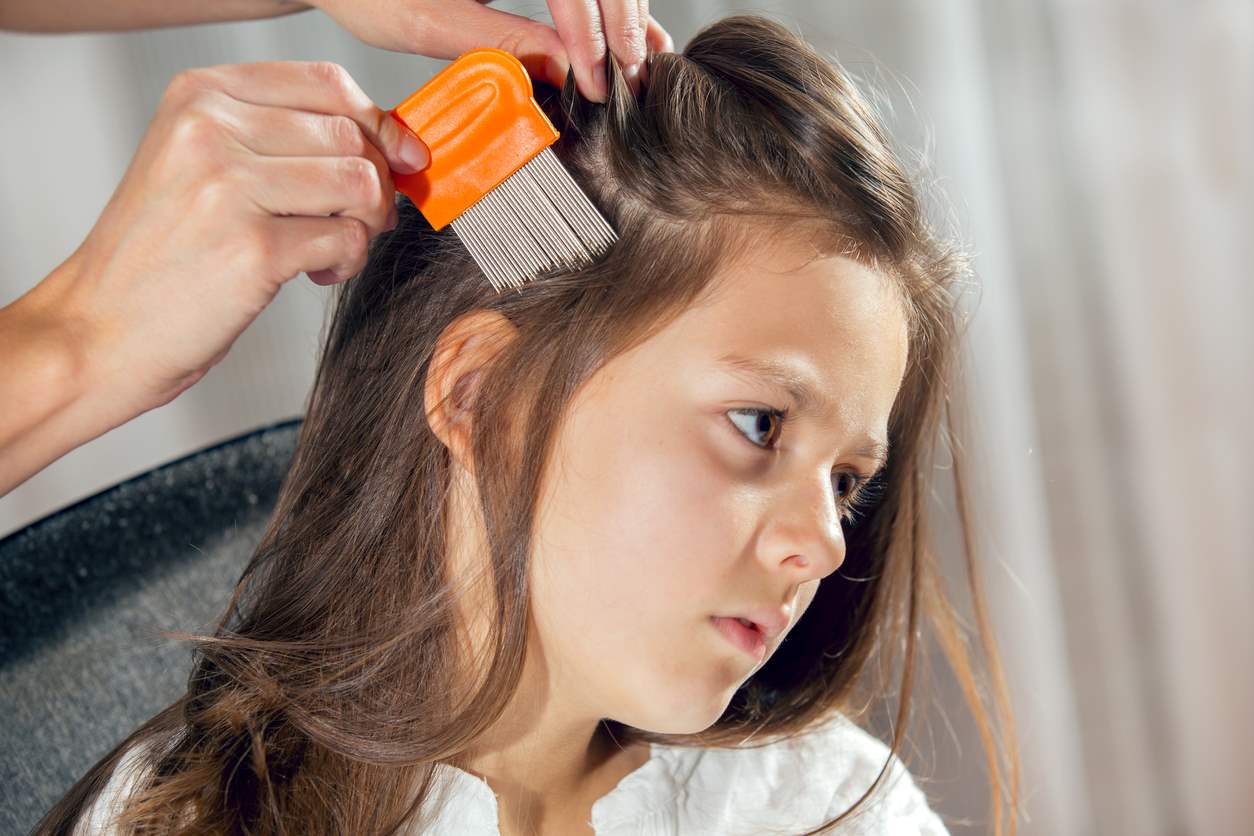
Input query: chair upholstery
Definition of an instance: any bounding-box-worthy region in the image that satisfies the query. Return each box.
[0,419,300,834]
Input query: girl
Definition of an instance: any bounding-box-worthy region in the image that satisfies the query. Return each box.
[44,14,1018,836]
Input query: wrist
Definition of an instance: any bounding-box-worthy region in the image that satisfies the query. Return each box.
[0,272,89,421]
[4,246,162,432]
[12,252,97,404]
[0,257,106,494]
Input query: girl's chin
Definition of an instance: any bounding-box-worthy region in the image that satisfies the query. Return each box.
[623,681,742,736]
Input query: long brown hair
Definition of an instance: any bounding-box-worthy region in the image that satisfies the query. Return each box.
[40,15,1019,835]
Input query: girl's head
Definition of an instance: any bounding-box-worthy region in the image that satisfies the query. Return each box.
[45,14,1017,836]
[442,232,910,736]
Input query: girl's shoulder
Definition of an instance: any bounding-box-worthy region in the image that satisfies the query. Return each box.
[796,711,951,833]
[613,711,951,835]
[79,714,951,835]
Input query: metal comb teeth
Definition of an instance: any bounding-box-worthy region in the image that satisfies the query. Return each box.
[449,148,618,293]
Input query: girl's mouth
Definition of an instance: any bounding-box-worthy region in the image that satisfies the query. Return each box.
[711,615,767,661]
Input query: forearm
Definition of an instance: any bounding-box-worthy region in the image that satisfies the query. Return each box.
[0,0,312,33]
[0,256,124,497]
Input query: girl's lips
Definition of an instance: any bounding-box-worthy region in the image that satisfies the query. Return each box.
[711,615,768,662]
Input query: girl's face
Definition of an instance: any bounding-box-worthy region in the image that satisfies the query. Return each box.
[529,236,911,734]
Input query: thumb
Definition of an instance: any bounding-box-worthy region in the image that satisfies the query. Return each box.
[373,107,431,174]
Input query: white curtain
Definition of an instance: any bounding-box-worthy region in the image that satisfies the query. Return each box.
[2,2,1250,834]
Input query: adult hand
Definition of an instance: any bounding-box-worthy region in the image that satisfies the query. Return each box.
[41,60,426,423]
[309,0,674,102]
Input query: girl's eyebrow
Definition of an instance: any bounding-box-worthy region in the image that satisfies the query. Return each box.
[714,351,890,470]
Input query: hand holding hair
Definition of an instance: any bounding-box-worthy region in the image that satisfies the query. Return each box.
[304,0,673,101]
[0,0,674,103]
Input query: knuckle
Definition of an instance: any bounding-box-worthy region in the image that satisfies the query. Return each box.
[326,114,365,155]
[339,157,382,203]
[494,26,535,60]
[401,6,434,40]
[613,22,647,61]
[340,219,369,259]
[621,43,647,68]
[170,106,224,154]
[395,7,441,54]
[190,178,233,216]
[587,24,609,57]
[307,60,353,99]
[164,68,203,103]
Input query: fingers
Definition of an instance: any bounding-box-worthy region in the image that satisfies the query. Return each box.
[243,155,395,240]
[218,98,380,161]
[172,61,429,175]
[162,88,397,240]
[263,215,372,284]
[546,0,673,101]
[598,0,647,93]
[214,96,395,224]
[547,0,609,101]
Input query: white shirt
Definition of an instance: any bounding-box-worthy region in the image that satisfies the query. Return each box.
[83,712,950,834]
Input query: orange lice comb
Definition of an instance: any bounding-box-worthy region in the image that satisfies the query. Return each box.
[389,49,617,292]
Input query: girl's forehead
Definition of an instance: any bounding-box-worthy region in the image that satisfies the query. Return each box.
[668,246,908,359]
[602,245,911,423]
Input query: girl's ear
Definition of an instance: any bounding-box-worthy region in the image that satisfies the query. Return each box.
[423,309,518,471]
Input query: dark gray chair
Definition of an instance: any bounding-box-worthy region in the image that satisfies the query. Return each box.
[0,419,301,834]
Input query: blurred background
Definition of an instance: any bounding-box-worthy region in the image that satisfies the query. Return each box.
[2,1,1251,834]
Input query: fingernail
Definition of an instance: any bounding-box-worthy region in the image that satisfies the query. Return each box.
[592,64,608,102]
[399,131,429,173]
[624,62,640,92]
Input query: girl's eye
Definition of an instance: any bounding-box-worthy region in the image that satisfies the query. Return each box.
[726,406,885,526]
[726,407,786,449]
[832,471,861,502]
